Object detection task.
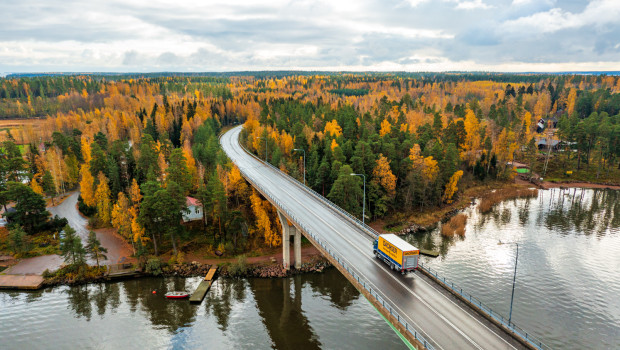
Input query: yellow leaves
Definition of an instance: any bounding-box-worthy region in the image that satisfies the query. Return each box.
[81,138,92,164]
[324,119,342,137]
[496,129,517,164]
[130,207,148,244]
[356,117,361,127]
[463,108,481,166]
[94,172,112,225]
[379,119,391,137]
[279,131,294,156]
[250,189,280,247]
[330,138,339,152]
[400,123,408,132]
[228,165,248,197]
[80,164,96,207]
[422,156,439,183]
[409,144,438,182]
[30,176,43,195]
[372,155,396,198]
[408,144,424,168]
[111,192,132,242]
[567,88,577,116]
[129,178,142,206]
[442,170,463,204]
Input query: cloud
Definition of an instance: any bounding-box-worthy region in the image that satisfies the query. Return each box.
[454,0,493,10]
[0,0,618,72]
[503,0,620,33]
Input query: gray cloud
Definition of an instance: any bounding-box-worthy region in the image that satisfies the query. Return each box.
[0,0,618,72]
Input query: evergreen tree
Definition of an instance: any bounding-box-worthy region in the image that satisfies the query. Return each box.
[60,225,86,266]
[328,165,364,219]
[5,182,49,234]
[86,231,107,267]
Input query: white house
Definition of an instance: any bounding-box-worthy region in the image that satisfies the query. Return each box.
[183,196,203,222]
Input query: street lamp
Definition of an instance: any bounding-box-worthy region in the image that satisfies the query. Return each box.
[293,148,305,185]
[255,136,267,161]
[498,240,519,327]
[349,173,366,225]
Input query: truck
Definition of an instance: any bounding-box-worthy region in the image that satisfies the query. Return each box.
[373,234,419,274]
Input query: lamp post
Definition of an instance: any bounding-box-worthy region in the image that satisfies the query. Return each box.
[498,240,519,327]
[255,136,267,161]
[293,148,306,185]
[350,173,366,225]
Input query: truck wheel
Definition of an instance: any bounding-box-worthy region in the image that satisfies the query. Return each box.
[390,263,395,270]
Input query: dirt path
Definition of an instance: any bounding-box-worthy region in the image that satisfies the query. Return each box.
[1,255,63,275]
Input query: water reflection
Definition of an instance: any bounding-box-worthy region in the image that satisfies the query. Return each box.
[410,189,620,349]
[408,188,618,256]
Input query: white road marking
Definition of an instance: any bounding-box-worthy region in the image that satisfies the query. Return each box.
[223,126,516,350]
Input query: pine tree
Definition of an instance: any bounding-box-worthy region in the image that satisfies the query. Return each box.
[60,225,86,266]
[86,231,107,267]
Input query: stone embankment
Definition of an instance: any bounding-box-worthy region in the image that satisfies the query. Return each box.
[164,256,331,279]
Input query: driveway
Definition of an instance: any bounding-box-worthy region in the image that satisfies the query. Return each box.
[5,191,133,276]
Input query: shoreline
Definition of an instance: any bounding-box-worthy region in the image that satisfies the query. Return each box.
[371,178,619,236]
[37,254,332,289]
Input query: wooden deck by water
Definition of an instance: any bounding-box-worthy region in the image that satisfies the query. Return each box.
[189,266,218,303]
[0,275,44,289]
[420,249,439,257]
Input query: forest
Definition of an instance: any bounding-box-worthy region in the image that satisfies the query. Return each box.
[0,72,618,265]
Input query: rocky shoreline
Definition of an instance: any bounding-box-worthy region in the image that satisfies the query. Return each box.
[164,256,332,279]
[39,256,333,288]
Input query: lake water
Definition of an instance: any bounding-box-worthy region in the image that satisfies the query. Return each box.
[407,188,620,349]
[2,188,618,349]
[0,269,406,350]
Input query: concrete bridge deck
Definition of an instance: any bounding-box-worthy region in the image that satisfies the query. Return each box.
[221,125,528,350]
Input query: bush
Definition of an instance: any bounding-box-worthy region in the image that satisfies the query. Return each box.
[441,213,468,237]
[227,255,247,277]
[145,257,163,276]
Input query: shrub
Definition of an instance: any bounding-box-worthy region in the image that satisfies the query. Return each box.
[441,213,468,237]
[145,257,163,276]
[228,255,247,277]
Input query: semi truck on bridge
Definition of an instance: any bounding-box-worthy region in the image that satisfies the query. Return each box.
[373,234,419,274]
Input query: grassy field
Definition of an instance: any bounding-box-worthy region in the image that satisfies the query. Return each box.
[542,155,620,185]
[0,118,42,144]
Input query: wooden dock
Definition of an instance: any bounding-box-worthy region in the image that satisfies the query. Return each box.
[189,266,218,303]
[0,275,44,289]
[107,263,140,279]
[420,249,439,257]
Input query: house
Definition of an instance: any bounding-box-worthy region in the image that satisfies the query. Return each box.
[183,196,203,222]
[536,138,561,150]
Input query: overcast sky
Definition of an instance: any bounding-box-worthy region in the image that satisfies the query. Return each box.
[1,0,619,73]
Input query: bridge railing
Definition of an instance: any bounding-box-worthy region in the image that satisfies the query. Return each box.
[268,187,435,350]
[237,132,380,239]
[227,142,435,349]
[419,262,549,350]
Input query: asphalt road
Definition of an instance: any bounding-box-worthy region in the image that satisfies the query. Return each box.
[47,191,131,265]
[221,126,525,350]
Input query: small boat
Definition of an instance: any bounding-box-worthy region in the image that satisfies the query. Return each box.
[165,291,190,299]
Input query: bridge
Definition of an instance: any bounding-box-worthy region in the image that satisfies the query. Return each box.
[221,125,531,350]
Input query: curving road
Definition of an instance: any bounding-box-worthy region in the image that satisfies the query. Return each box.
[221,125,525,350]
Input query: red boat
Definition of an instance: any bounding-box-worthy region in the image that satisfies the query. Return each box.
[165,291,190,299]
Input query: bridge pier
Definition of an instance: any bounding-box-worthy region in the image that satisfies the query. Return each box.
[277,211,301,270]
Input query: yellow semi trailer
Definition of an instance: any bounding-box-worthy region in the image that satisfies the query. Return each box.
[373,234,419,274]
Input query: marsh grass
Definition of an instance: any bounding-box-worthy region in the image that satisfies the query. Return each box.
[478,188,538,214]
[441,213,468,236]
